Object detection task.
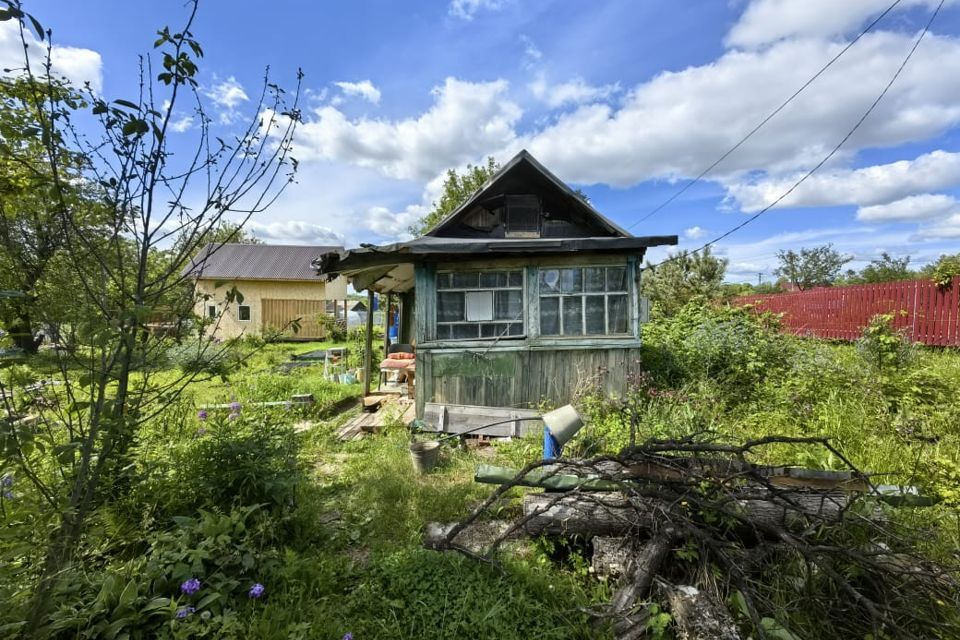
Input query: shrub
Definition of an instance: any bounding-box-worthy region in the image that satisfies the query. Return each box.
[128,411,302,524]
[642,302,792,392]
[43,506,277,639]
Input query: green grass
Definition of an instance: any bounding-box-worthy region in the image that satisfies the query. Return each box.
[4,316,960,639]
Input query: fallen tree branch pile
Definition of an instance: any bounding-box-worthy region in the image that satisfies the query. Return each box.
[425,434,959,639]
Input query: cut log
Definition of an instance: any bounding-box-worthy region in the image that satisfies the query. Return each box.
[610,532,678,640]
[522,490,849,537]
[592,536,633,577]
[522,493,659,537]
[424,520,522,554]
[665,584,741,640]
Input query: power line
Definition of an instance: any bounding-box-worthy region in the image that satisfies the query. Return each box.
[641,0,944,274]
[627,0,905,230]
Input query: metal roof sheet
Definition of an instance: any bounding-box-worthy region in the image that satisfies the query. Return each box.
[184,243,343,281]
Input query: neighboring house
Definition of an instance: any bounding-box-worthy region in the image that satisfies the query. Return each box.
[184,243,348,340]
[316,150,677,427]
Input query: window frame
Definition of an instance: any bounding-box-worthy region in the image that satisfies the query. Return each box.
[536,264,633,338]
[435,268,526,342]
[237,304,251,322]
[206,304,217,319]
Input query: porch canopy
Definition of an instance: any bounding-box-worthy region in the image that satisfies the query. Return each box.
[313,235,678,293]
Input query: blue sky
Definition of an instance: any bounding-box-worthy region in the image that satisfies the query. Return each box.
[4,0,960,282]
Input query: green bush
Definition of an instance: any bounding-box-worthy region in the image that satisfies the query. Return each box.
[642,302,792,392]
[42,506,277,639]
[127,411,302,524]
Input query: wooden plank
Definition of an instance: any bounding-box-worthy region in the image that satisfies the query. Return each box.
[422,402,541,437]
[262,298,330,339]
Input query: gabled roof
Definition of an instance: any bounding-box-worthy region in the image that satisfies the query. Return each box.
[426,149,632,238]
[184,243,343,281]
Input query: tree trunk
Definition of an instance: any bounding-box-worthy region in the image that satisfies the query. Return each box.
[424,520,521,554]
[522,491,848,538]
[664,584,742,640]
[522,493,659,537]
[592,536,633,577]
[610,531,678,640]
[8,310,40,354]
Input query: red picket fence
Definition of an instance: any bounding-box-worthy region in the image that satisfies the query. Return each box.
[731,277,960,346]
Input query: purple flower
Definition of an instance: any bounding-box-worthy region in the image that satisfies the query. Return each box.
[175,606,195,619]
[197,409,208,422]
[2,490,13,500]
[228,412,239,421]
[229,401,242,413]
[180,578,201,595]
[196,427,207,437]
[248,583,265,599]
[342,634,353,640]
[1,474,13,488]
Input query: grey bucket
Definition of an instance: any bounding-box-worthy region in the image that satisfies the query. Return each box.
[410,441,441,474]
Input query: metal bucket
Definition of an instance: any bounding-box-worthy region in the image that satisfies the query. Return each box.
[410,441,441,474]
[542,404,583,447]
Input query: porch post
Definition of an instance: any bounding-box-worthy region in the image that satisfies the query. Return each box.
[363,289,375,396]
[383,293,393,354]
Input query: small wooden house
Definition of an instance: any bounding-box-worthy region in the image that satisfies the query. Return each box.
[184,243,349,339]
[316,151,676,428]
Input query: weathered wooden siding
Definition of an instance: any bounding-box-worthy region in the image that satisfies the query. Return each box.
[416,347,642,418]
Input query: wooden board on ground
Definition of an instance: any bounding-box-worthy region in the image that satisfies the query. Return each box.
[422,403,541,437]
[338,397,414,441]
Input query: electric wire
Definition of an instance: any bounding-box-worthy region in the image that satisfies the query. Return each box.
[627,0,905,230]
[640,0,944,274]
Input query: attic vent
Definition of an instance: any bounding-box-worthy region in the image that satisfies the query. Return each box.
[504,195,541,237]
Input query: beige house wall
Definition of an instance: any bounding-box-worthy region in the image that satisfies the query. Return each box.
[194,276,348,339]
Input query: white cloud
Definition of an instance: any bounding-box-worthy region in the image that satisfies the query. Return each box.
[525,32,960,186]
[726,0,947,49]
[334,80,381,105]
[857,193,959,222]
[364,204,424,239]
[0,19,102,91]
[913,213,960,239]
[520,34,542,70]
[726,150,960,211]
[529,74,621,108]
[170,115,194,133]
[684,225,707,239]
[449,0,507,21]
[291,77,521,181]
[205,76,248,123]
[246,220,345,246]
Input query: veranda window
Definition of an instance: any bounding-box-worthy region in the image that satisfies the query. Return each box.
[539,266,630,336]
[436,270,524,340]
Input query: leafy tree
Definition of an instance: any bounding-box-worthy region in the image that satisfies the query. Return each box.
[919,252,960,287]
[174,219,261,255]
[641,246,728,316]
[0,77,105,353]
[0,2,302,630]
[845,252,913,284]
[774,244,851,291]
[408,157,499,236]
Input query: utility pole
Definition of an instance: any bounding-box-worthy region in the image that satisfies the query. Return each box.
[757,272,762,286]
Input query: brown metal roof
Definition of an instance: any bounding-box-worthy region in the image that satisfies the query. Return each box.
[184,243,343,281]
